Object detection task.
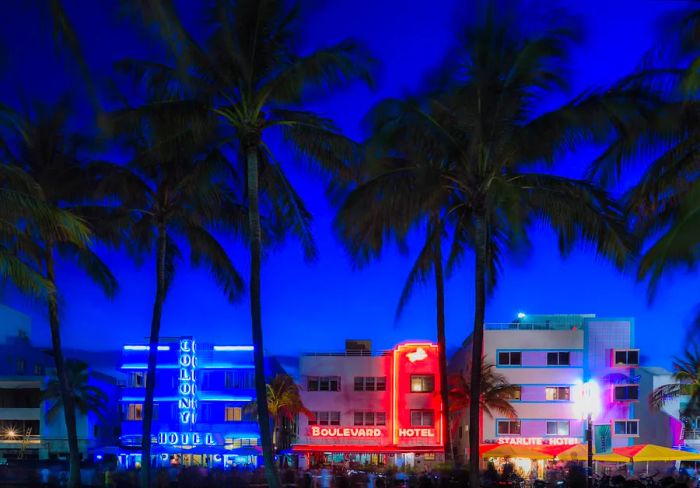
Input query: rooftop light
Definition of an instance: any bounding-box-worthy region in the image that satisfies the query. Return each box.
[123,345,170,351]
[213,346,254,351]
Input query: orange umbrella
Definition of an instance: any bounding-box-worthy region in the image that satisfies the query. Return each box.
[480,444,500,456]
[536,444,591,461]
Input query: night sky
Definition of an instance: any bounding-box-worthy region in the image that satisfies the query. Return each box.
[0,0,696,368]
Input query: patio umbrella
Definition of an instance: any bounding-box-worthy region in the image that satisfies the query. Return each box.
[482,444,551,459]
[593,452,630,463]
[480,444,500,456]
[614,444,700,462]
[538,444,591,461]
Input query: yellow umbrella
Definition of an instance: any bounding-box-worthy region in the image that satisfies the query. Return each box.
[482,444,551,459]
[593,452,630,463]
[614,444,700,462]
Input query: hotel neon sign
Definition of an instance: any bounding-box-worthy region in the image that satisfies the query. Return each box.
[310,427,382,437]
[178,339,197,425]
[158,432,216,446]
[495,437,580,446]
[399,428,435,438]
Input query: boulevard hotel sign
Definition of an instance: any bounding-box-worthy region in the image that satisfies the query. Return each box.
[302,342,444,450]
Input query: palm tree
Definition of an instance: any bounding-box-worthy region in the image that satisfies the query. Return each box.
[123,2,374,485]
[0,102,117,488]
[448,363,518,439]
[338,5,634,484]
[650,345,700,419]
[100,91,245,488]
[43,359,109,423]
[246,374,312,453]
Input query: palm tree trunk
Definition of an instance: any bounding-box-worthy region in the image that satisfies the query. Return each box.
[140,223,167,488]
[246,144,280,488]
[45,244,82,488]
[432,217,451,465]
[469,216,487,488]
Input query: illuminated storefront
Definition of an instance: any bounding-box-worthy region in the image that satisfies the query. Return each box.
[293,341,444,469]
[117,339,270,469]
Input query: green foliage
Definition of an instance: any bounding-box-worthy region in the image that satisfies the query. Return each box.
[43,359,109,421]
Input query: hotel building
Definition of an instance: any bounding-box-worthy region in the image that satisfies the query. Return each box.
[117,338,281,469]
[450,314,640,461]
[293,340,444,470]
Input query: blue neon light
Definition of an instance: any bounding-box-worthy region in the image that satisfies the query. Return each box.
[198,395,253,402]
[213,346,254,351]
[123,345,170,351]
[120,364,178,369]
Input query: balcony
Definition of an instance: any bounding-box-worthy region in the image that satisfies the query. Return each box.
[684,429,700,441]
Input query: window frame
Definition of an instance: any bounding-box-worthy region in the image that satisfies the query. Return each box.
[545,386,571,401]
[410,374,435,393]
[224,405,242,422]
[613,384,640,402]
[497,420,521,435]
[547,351,571,366]
[613,349,640,367]
[505,385,522,401]
[498,351,522,366]
[613,419,639,437]
[410,409,435,427]
[546,420,570,436]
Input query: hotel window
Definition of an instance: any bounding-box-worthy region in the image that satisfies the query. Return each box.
[225,370,255,389]
[313,411,341,425]
[410,375,435,392]
[545,386,570,401]
[613,350,640,367]
[308,376,340,392]
[497,420,521,435]
[16,359,25,374]
[376,412,386,426]
[126,403,143,421]
[613,420,639,436]
[613,385,639,401]
[34,364,43,376]
[546,421,570,436]
[354,376,387,391]
[355,412,385,426]
[498,351,522,366]
[410,410,434,427]
[547,352,570,366]
[505,386,522,400]
[225,406,242,422]
[131,372,146,388]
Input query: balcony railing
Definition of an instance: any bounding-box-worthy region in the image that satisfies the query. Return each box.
[485,322,582,331]
[684,429,700,440]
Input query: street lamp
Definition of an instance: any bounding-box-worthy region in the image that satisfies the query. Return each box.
[573,380,601,488]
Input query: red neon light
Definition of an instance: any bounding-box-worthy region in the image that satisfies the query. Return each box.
[309,427,382,437]
[406,347,428,363]
[398,428,435,438]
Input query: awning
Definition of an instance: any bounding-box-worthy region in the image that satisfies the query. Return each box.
[536,444,591,461]
[614,444,700,462]
[291,444,442,454]
[481,444,551,459]
[593,453,630,463]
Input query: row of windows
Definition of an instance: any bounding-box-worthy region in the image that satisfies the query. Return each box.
[496,419,640,437]
[497,349,639,367]
[308,375,435,393]
[129,370,255,389]
[12,359,44,376]
[124,404,246,422]
[354,377,386,391]
[309,410,435,427]
[500,385,639,402]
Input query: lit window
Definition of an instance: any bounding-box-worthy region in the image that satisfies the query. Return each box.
[505,386,522,400]
[545,387,570,401]
[225,406,242,422]
[127,403,143,421]
[410,375,434,392]
[547,352,571,366]
[613,350,639,367]
[497,420,521,435]
[498,352,522,366]
[613,420,639,436]
[613,385,639,401]
[546,421,570,436]
[410,410,434,427]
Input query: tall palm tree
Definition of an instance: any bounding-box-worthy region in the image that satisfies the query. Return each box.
[246,374,312,452]
[448,363,518,438]
[43,359,109,423]
[650,345,700,419]
[124,2,374,485]
[0,102,117,488]
[339,5,634,484]
[100,91,245,488]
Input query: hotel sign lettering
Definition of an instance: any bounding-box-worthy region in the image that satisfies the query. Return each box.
[398,428,435,438]
[158,432,216,446]
[310,426,382,437]
[178,339,197,425]
[495,437,579,446]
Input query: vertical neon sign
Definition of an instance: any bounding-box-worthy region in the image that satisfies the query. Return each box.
[178,339,197,425]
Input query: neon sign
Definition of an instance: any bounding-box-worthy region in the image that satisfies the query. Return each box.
[398,428,435,437]
[157,432,216,446]
[178,339,197,425]
[406,347,428,363]
[310,427,382,437]
[495,437,579,446]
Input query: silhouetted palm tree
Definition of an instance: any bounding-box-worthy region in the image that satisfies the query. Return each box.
[124,2,374,485]
[0,102,117,488]
[650,345,700,419]
[43,359,109,422]
[340,5,634,484]
[100,91,245,488]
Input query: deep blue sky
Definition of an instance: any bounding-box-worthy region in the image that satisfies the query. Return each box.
[1,0,697,368]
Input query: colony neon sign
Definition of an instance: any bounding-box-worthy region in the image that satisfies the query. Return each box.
[178,339,197,425]
[158,432,215,446]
